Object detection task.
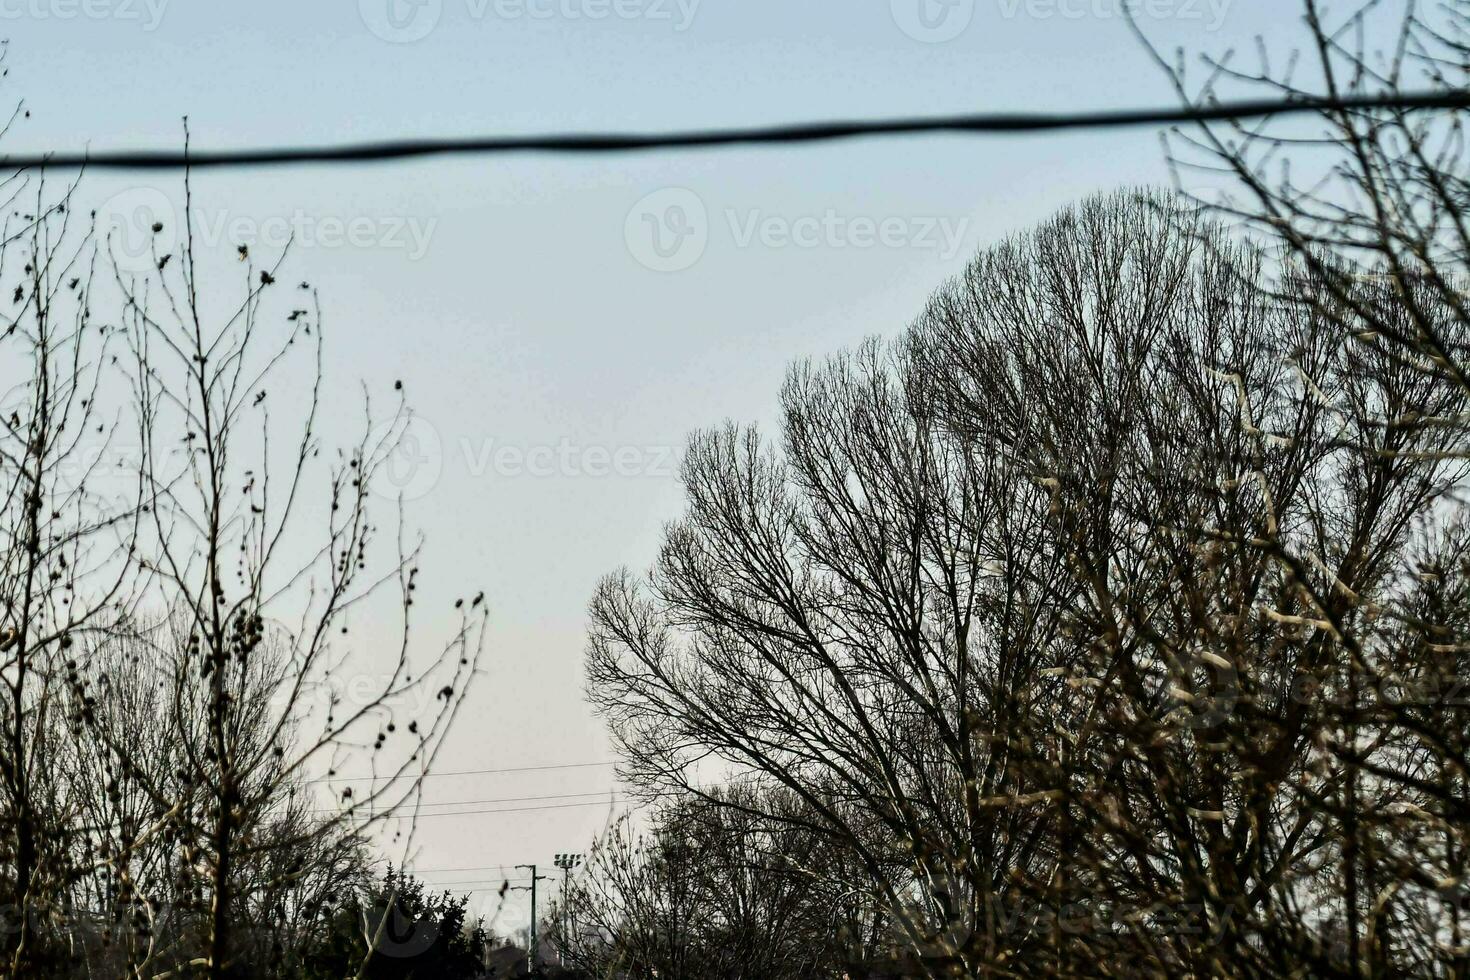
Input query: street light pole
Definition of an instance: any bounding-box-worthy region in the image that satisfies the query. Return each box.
[553,853,583,966]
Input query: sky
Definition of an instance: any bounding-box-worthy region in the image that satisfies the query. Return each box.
[4,0,1301,935]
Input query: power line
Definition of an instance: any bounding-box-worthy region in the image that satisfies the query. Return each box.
[311,793,620,816]
[408,865,515,874]
[405,787,696,811]
[308,760,616,784]
[399,799,625,818]
[317,798,628,819]
[7,92,1468,172]
[317,786,686,815]
[412,790,619,809]
[313,789,621,814]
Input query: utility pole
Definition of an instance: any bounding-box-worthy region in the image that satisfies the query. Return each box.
[514,863,551,974]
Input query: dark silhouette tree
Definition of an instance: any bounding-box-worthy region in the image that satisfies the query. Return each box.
[588,190,1470,977]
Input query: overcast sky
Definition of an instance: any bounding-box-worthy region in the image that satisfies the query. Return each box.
[7,0,1297,934]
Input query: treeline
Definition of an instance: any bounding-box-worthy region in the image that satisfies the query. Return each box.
[556,6,1470,978]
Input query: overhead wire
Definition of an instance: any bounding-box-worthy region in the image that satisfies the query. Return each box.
[6,92,1465,171]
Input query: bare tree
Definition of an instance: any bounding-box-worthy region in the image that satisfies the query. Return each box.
[1140,0,1470,390]
[920,189,1470,975]
[586,221,1094,974]
[0,161,493,978]
[1124,3,1470,973]
[54,629,375,978]
[0,171,144,975]
[548,785,866,979]
[588,189,1470,977]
